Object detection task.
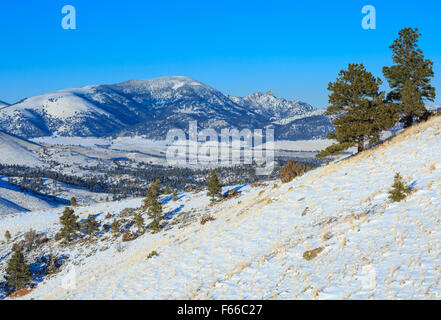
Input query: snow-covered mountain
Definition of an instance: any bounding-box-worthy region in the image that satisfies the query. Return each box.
[231,90,314,121]
[0,77,333,140]
[0,100,9,107]
[1,114,440,300]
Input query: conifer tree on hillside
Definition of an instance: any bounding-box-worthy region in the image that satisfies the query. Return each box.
[59,207,80,242]
[317,63,397,159]
[144,180,163,232]
[148,197,163,232]
[388,173,411,202]
[142,179,161,209]
[134,213,145,234]
[164,185,171,195]
[70,197,78,207]
[81,214,99,237]
[207,170,222,203]
[111,219,120,235]
[172,191,179,201]
[5,230,11,242]
[5,250,31,291]
[383,28,436,128]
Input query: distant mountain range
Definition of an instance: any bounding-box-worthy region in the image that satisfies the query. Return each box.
[0,76,333,140]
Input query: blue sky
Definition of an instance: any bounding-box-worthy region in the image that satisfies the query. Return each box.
[1,0,440,108]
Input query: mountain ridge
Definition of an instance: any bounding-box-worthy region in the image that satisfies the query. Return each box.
[0,76,334,140]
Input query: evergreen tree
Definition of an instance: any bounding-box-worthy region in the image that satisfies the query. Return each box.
[172,191,179,201]
[383,28,436,127]
[70,197,78,207]
[5,230,11,242]
[317,63,397,159]
[388,173,411,202]
[148,196,163,232]
[5,250,31,290]
[111,219,120,235]
[164,185,171,195]
[207,170,222,203]
[134,213,145,234]
[59,207,80,242]
[142,179,160,209]
[81,214,99,237]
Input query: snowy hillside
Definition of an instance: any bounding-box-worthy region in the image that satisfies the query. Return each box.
[0,76,333,140]
[0,131,44,166]
[0,100,9,107]
[1,114,440,299]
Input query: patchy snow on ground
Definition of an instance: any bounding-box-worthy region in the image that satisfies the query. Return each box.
[1,115,441,300]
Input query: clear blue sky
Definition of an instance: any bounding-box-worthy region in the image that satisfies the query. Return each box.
[1,0,440,108]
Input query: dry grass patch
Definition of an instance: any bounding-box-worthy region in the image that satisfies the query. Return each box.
[303,247,324,261]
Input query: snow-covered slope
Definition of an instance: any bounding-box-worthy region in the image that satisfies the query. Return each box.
[0,131,44,166]
[0,178,60,215]
[0,77,333,140]
[0,100,9,107]
[1,115,440,299]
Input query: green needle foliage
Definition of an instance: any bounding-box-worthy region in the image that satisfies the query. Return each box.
[389,173,411,202]
[59,207,80,242]
[70,197,78,207]
[143,179,160,209]
[317,63,397,159]
[6,250,31,291]
[383,28,436,128]
[207,170,222,203]
[143,180,163,232]
[81,214,99,237]
[134,213,145,234]
[5,230,11,242]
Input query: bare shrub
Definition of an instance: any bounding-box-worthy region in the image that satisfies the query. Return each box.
[280,161,310,183]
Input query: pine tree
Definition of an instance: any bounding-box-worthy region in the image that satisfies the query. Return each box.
[70,197,78,207]
[5,230,11,242]
[383,28,436,128]
[59,207,80,242]
[388,173,411,202]
[317,64,397,159]
[134,213,145,234]
[143,179,160,209]
[207,170,222,203]
[148,196,163,232]
[111,219,120,235]
[5,250,31,290]
[172,191,179,201]
[81,214,99,237]
[164,185,171,195]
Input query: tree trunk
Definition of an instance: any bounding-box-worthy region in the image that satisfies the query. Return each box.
[357,136,364,153]
[402,115,413,128]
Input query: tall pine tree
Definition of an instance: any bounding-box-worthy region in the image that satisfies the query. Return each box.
[207,170,222,203]
[383,28,436,127]
[5,250,31,291]
[317,63,396,159]
[142,179,160,210]
[59,207,80,242]
[144,180,163,232]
